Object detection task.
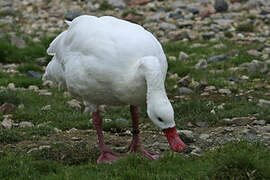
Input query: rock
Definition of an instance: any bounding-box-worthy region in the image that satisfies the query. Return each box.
[258,99,270,107]
[199,7,215,19]
[172,1,186,9]
[218,88,231,95]
[41,105,51,111]
[204,86,216,92]
[179,87,193,94]
[38,90,52,96]
[54,127,62,133]
[18,104,24,110]
[178,51,189,61]
[247,49,260,57]
[71,137,81,141]
[11,35,26,49]
[187,5,199,14]
[199,133,210,140]
[65,10,82,21]
[195,121,209,128]
[1,116,13,129]
[107,0,126,8]
[214,44,226,49]
[42,80,54,88]
[231,117,253,126]
[0,103,16,114]
[195,59,208,70]
[26,70,42,78]
[126,0,150,6]
[239,60,268,73]
[159,22,177,31]
[7,83,15,89]
[265,125,270,133]
[253,120,266,126]
[207,54,228,63]
[67,99,81,110]
[214,0,229,12]
[179,130,195,143]
[202,32,216,40]
[39,145,51,150]
[28,85,39,91]
[178,76,191,86]
[19,121,34,128]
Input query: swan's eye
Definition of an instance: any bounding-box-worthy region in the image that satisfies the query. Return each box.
[157,117,164,122]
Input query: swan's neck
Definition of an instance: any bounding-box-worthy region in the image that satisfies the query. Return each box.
[139,56,167,102]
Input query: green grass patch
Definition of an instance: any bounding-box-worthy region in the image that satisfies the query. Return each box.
[236,23,254,32]
[1,141,269,179]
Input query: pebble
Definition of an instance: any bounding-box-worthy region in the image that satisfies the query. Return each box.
[0,103,16,114]
[1,116,14,129]
[258,99,270,107]
[67,99,81,110]
[199,133,210,140]
[41,105,51,111]
[207,54,228,63]
[19,121,34,128]
[65,10,82,21]
[195,121,209,128]
[178,87,193,94]
[178,51,189,61]
[218,88,231,95]
[7,83,15,89]
[253,120,266,126]
[26,70,42,78]
[214,0,229,12]
[194,59,208,70]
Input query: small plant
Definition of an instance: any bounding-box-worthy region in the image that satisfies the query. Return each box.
[99,1,114,11]
[236,23,254,32]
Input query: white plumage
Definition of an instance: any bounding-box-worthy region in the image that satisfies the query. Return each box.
[43,15,185,163]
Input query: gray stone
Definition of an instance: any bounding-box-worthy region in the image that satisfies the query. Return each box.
[0,103,16,114]
[178,76,191,86]
[172,1,186,9]
[231,117,253,126]
[11,35,26,49]
[247,49,260,57]
[195,59,208,70]
[26,70,42,78]
[159,22,177,30]
[199,133,210,140]
[19,121,34,128]
[67,99,81,110]
[207,54,228,63]
[65,10,82,21]
[107,0,126,8]
[253,120,266,126]
[214,0,229,12]
[258,99,270,107]
[187,5,199,14]
[178,51,189,61]
[202,32,216,40]
[218,88,231,95]
[179,130,195,143]
[195,121,209,127]
[1,116,13,129]
[179,87,193,94]
[265,125,270,133]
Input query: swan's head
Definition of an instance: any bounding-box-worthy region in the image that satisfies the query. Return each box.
[147,95,186,152]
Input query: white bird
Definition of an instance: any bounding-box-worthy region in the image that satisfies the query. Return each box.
[44,15,186,163]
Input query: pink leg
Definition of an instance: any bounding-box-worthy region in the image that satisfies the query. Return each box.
[92,110,123,163]
[128,105,159,160]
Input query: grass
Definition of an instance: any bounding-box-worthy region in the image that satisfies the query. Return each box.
[1,35,270,179]
[0,141,269,179]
